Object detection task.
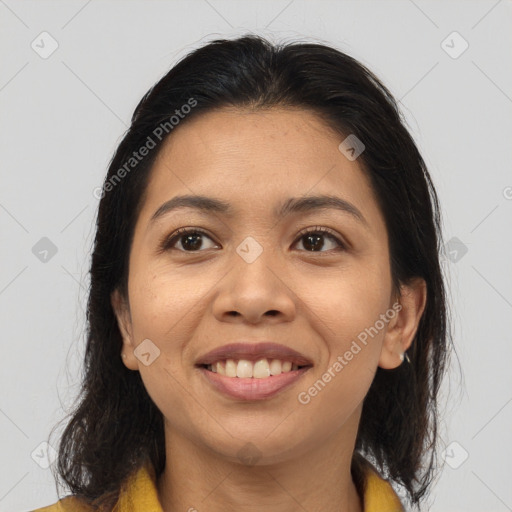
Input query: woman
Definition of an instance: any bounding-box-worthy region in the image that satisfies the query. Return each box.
[34,34,452,512]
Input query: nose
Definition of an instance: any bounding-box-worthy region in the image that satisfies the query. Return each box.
[211,249,296,325]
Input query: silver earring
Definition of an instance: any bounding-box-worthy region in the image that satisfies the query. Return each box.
[122,353,127,359]
[400,352,411,364]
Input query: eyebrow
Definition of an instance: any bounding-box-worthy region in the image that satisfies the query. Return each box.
[149,194,369,228]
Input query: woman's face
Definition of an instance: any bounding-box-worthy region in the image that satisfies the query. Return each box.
[113,107,409,464]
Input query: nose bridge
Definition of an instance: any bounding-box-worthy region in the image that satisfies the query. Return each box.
[232,235,281,293]
[212,235,295,322]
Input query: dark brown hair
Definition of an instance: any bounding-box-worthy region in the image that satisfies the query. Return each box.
[48,34,454,511]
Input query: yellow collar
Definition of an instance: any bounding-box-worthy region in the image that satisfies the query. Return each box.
[35,459,404,511]
[112,460,404,512]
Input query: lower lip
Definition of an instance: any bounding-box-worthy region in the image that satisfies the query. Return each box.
[197,366,311,401]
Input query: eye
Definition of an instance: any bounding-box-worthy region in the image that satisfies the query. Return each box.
[293,226,346,253]
[159,225,346,254]
[159,227,219,253]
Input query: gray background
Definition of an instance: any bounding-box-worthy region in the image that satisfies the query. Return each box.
[1,1,511,511]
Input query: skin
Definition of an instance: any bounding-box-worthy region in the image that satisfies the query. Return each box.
[111,107,427,512]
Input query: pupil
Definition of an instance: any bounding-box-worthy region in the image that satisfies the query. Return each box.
[304,234,323,251]
[183,234,202,251]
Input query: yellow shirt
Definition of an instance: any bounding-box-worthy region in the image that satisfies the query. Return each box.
[32,460,404,512]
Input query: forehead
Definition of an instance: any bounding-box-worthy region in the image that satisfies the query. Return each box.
[157,107,345,174]
[137,108,385,235]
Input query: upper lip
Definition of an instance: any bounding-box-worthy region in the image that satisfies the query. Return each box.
[196,342,313,367]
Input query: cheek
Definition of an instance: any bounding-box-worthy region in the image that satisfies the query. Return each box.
[126,271,202,429]
[299,260,391,338]
[138,358,201,443]
[296,264,390,411]
[296,275,387,428]
[128,268,199,339]
[126,267,216,385]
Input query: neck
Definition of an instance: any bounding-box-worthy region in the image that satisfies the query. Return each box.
[156,411,364,512]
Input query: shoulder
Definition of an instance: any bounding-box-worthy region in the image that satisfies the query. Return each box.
[31,495,95,512]
[29,461,153,512]
[362,462,405,512]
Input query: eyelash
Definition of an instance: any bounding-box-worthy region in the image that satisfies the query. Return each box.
[158,226,347,254]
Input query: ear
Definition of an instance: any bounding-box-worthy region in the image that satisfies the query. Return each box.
[111,288,139,371]
[378,277,427,369]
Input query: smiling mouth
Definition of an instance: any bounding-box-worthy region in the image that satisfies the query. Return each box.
[196,358,312,379]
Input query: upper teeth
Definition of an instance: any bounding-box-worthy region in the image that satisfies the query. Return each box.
[207,359,300,378]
